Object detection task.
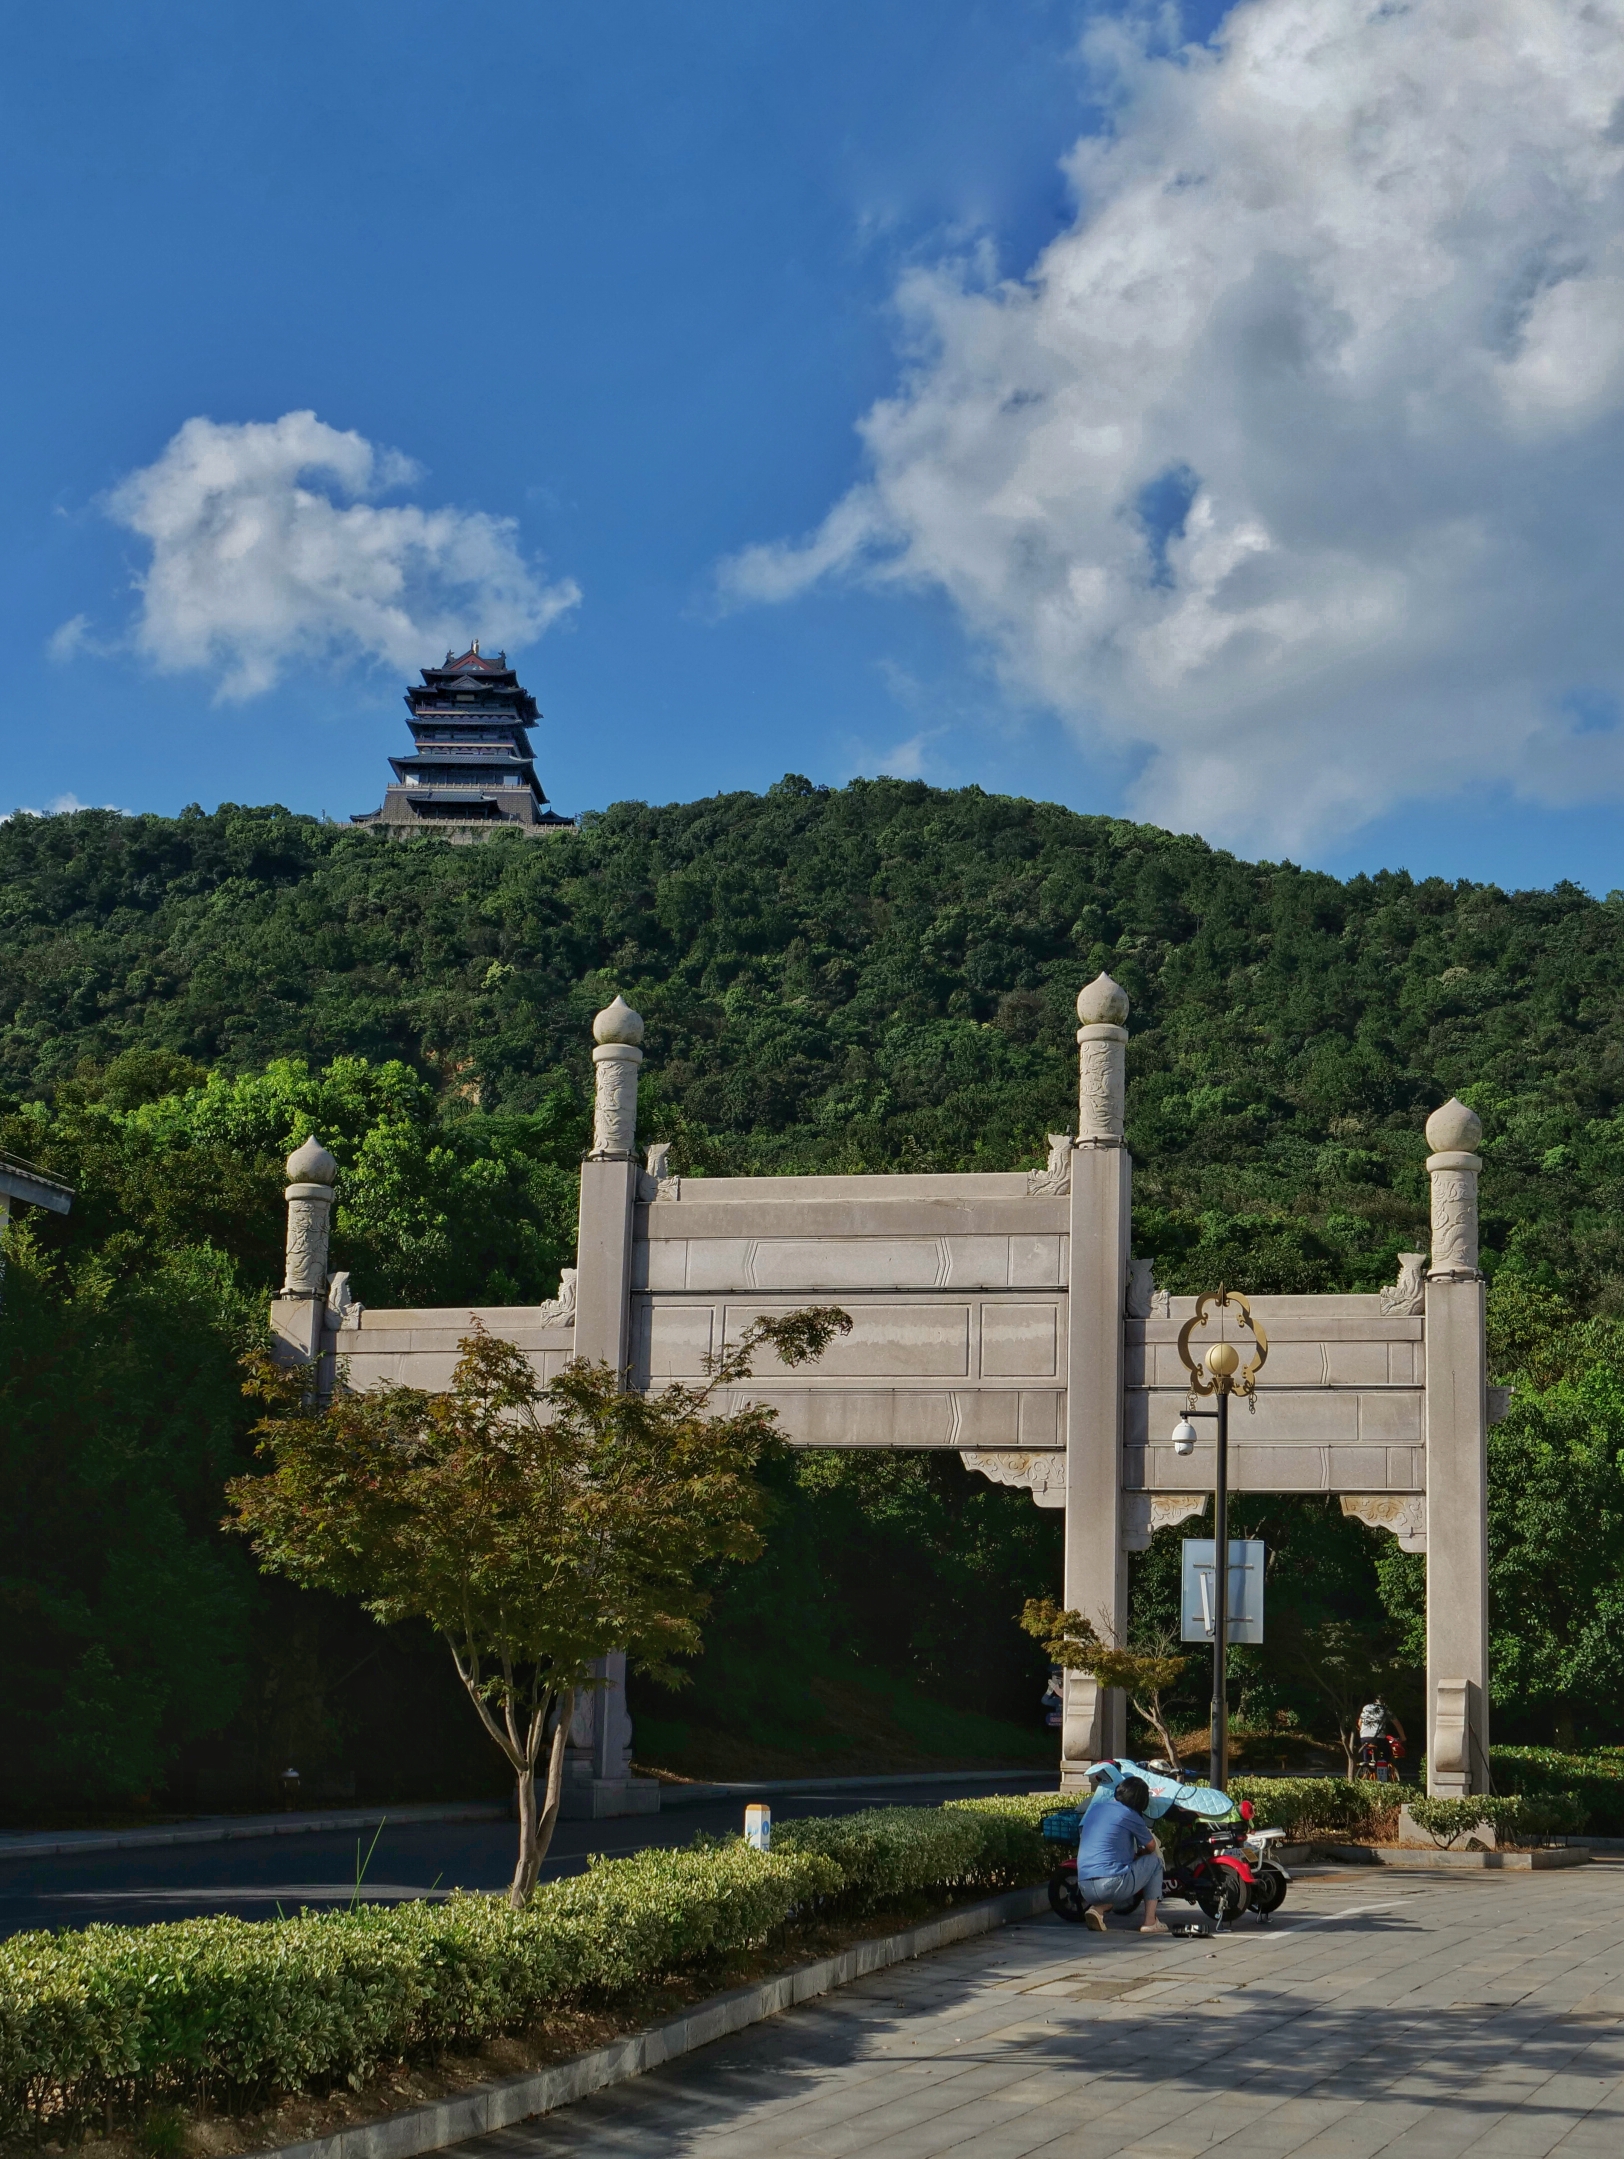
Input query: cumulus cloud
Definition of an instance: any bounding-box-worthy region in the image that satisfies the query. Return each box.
[105,412,580,699]
[722,0,1624,854]
[1,794,125,823]
[47,614,95,663]
[842,728,936,782]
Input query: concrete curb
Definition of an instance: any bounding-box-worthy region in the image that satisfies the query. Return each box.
[658,1769,1055,1809]
[0,1803,508,1863]
[1312,1842,1591,1870]
[262,1884,1051,2159]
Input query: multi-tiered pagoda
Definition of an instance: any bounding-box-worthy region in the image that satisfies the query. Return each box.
[353,644,574,841]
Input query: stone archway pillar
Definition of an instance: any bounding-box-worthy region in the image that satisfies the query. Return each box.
[1423,1099,1491,1797]
[566,996,660,1820]
[271,1134,338,1366]
[575,996,644,1382]
[1060,973,1133,1783]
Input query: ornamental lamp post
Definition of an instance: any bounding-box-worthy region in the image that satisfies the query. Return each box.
[1170,1287,1268,1794]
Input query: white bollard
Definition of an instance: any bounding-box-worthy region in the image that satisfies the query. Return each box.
[744,1803,771,1851]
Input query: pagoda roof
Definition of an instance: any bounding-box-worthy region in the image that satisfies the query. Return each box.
[407,656,538,720]
[409,642,537,708]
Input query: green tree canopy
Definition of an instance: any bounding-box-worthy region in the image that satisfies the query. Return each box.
[227,1309,850,1903]
[0,1228,254,1808]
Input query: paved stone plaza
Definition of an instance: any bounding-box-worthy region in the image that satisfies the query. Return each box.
[466,1868,1624,2159]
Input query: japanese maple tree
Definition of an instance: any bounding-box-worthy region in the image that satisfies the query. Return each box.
[228,1306,849,1906]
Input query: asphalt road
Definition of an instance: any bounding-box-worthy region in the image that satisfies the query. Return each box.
[0,1775,1044,1938]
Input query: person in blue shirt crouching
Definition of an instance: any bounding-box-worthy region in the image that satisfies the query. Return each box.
[1075,1774,1167,1934]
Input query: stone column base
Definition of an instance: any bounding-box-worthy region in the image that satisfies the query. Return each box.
[557,1776,662,1820]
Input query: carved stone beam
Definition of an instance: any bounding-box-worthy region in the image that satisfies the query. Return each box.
[1340,1493,1427,1553]
[1122,1491,1206,1552]
[1125,1257,1170,1319]
[1379,1253,1428,1316]
[963,1459,1205,1553]
[960,1450,1066,1507]
[1026,1134,1073,1198]
[536,1267,578,1328]
[638,1140,680,1202]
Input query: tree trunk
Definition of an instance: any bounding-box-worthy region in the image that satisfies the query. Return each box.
[534,1688,572,1866]
[1136,1693,1184,1769]
[507,1689,574,1910]
[508,1763,541,1910]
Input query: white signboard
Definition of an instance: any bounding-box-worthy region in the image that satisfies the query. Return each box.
[1180,1538,1265,1645]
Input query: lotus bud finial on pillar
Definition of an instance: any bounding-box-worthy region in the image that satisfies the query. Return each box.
[281,1134,338,1297]
[1075,972,1130,1144]
[590,996,646,1159]
[1425,1097,1483,1278]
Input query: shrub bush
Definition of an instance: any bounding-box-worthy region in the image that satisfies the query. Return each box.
[1403,1793,1588,1848]
[1493,1747,1624,1834]
[776,1802,1049,1909]
[0,1800,1056,2137]
[1225,1778,1406,1841]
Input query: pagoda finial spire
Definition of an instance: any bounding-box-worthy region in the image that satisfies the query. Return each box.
[471,637,480,655]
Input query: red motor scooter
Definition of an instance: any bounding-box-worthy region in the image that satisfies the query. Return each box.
[1043,1798,1289,1929]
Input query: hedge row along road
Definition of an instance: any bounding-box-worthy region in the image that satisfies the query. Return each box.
[2,1794,1056,2138]
[0,1774,1034,1940]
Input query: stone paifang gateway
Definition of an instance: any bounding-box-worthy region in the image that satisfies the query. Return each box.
[272,981,1499,1808]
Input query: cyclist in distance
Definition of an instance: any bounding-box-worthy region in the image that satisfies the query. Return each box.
[1355,1696,1408,1780]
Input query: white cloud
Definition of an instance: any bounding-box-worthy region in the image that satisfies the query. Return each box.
[722,0,1624,855]
[842,728,936,782]
[47,614,94,663]
[105,412,580,700]
[1,794,125,822]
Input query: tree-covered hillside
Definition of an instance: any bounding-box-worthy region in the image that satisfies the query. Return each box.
[4,782,1624,1811]
[8,780,1624,1296]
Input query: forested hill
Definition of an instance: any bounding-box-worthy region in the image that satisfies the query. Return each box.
[4,779,1623,1301]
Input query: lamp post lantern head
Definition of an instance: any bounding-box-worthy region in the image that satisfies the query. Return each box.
[1205,1340,1241,1380]
[1175,1285,1269,1401]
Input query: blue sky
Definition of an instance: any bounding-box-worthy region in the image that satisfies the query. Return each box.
[5,0,1624,894]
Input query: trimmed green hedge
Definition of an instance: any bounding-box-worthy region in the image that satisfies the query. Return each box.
[967,1773,1384,1845]
[1226,1777,1408,1841]
[1492,1748,1624,1834]
[0,1800,1056,2137]
[1405,1793,1588,1847]
[776,1800,1050,1908]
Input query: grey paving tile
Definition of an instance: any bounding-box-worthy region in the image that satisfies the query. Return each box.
[450,1877,1624,2159]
